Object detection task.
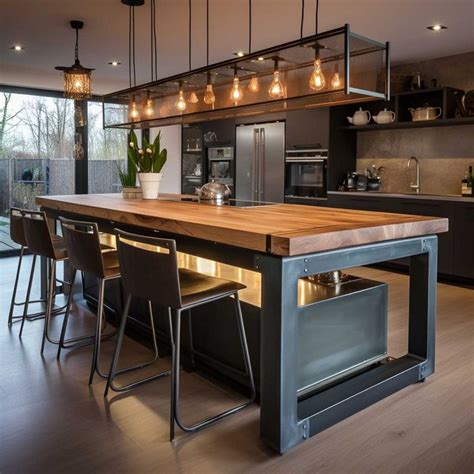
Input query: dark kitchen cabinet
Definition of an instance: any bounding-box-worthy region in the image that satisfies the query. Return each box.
[286,108,329,149]
[453,202,474,279]
[397,199,454,275]
[327,193,465,279]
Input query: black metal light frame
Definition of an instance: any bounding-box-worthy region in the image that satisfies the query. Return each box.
[102,24,390,129]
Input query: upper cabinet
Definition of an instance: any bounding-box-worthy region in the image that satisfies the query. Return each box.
[286,108,329,149]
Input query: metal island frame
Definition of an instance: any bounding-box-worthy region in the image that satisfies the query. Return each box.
[37,194,446,453]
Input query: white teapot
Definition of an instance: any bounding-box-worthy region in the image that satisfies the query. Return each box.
[347,107,371,126]
[373,108,396,124]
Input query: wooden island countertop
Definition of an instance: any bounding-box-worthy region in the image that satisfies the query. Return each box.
[36,194,448,256]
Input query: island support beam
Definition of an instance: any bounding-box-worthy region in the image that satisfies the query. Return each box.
[258,235,437,453]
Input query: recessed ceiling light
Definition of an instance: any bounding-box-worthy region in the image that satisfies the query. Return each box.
[108,60,121,66]
[257,56,265,61]
[10,44,24,51]
[234,51,246,57]
[427,24,447,31]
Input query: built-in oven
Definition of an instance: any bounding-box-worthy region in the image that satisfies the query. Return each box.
[285,149,328,199]
[207,146,234,191]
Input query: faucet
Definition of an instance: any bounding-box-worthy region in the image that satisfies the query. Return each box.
[407,156,420,194]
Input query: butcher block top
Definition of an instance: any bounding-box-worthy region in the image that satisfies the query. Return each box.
[36,194,448,256]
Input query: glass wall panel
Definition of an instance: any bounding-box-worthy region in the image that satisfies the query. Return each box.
[0,92,74,253]
[87,101,128,193]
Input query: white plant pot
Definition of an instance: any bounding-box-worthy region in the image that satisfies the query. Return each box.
[138,173,162,199]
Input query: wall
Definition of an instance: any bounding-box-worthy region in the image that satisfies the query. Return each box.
[149,125,181,194]
[356,51,474,195]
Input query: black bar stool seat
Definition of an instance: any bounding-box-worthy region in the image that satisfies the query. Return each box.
[59,217,166,387]
[179,268,245,307]
[105,229,255,442]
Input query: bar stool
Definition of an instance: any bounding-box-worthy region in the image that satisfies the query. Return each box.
[7,208,67,328]
[21,210,98,354]
[106,229,255,442]
[59,217,165,386]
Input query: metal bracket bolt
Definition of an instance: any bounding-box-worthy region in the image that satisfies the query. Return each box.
[302,423,308,439]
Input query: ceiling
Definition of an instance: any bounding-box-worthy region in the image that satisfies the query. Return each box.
[1,0,473,95]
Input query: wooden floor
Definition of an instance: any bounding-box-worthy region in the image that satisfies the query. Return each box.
[0,255,473,474]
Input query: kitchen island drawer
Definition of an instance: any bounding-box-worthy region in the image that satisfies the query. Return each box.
[297,277,388,396]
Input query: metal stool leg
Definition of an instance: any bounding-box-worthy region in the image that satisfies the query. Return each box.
[41,260,56,354]
[89,278,106,385]
[8,246,24,328]
[19,254,37,338]
[170,293,255,440]
[170,308,181,441]
[104,299,170,397]
[56,268,78,360]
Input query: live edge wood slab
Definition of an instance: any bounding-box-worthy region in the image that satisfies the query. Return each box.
[36,194,448,257]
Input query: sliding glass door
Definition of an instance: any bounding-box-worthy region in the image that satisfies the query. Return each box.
[0,91,74,254]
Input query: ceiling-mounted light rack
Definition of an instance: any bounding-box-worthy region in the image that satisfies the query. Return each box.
[103,24,390,129]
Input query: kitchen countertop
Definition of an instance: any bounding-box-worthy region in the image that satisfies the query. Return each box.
[328,191,474,203]
[37,193,448,256]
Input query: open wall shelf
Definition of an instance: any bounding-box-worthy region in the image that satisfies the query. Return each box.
[340,87,474,132]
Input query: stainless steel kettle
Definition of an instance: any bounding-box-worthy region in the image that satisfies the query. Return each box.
[195,179,232,203]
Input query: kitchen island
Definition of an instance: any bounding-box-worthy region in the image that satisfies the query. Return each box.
[37,193,447,453]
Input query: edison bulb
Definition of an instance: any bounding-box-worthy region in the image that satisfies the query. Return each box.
[331,71,342,89]
[203,84,216,105]
[268,70,285,99]
[309,57,326,91]
[249,76,260,92]
[189,91,199,104]
[230,77,243,104]
[144,98,154,117]
[175,90,187,112]
[129,101,139,120]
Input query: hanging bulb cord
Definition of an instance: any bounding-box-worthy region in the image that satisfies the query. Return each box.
[300,0,304,39]
[132,6,136,86]
[189,0,192,71]
[128,7,132,87]
[206,0,209,66]
[248,0,252,53]
[315,0,319,34]
[153,0,157,80]
[74,27,79,62]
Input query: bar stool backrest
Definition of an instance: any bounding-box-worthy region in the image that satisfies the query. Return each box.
[60,217,105,278]
[115,229,182,309]
[10,207,27,247]
[22,210,56,259]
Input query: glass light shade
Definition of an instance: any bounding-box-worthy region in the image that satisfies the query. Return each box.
[309,57,326,91]
[230,77,243,104]
[129,101,140,121]
[331,71,342,89]
[144,98,155,117]
[249,76,260,92]
[268,70,285,99]
[203,84,216,105]
[175,90,187,111]
[62,70,92,99]
[189,91,199,104]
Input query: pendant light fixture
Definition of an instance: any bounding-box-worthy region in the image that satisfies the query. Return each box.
[142,0,157,118]
[308,0,326,91]
[122,0,144,121]
[247,0,260,93]
[55,21,94,99]
[175,81,187,112]
[268,59,285,99]
[230,66,243,105]
[104,1,390,129]
[203,0,216,108]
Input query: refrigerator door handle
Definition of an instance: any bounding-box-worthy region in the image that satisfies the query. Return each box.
[252,128,259,201]
[259,128,265,201]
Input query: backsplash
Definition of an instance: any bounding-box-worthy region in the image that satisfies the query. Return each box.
[356,125,474,195]
[356,158,472,195]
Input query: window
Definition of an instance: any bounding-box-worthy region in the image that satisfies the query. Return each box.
[0,91,75,253]
[87,102,129,193]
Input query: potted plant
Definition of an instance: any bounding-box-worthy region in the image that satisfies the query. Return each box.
[128,130,167,199]
[366,165,384,191]
[118,143,141,198]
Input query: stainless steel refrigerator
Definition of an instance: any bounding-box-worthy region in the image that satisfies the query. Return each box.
[235,122,285,203]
